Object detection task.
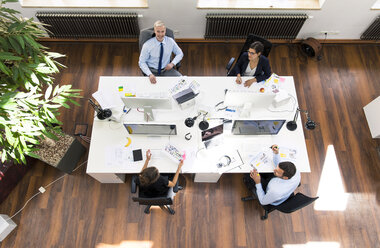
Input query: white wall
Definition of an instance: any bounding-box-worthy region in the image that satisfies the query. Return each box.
[5,0,380,39]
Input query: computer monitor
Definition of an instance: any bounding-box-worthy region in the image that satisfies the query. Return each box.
[124,122,177,135]
[121,97,172,121]
[231,120,286,135]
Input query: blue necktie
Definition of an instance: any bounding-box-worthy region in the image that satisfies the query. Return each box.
[158,43,163,75]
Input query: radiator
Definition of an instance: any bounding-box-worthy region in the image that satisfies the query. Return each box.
[361,16,380,40]
[205,13,308,39]
[36,12,139,38]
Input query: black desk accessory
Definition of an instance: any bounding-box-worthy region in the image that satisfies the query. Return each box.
[88,98,112,120]
[199,120,209,130]
[286,107,316,131]
[185,112,201,128]
[185,112,209,130]
[185,116,197,127]
[185,132,192,140]
[132,149,143,162]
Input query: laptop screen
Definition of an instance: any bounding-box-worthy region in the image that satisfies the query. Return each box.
[201,124,224,142]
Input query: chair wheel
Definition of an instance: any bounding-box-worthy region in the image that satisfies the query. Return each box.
[261,216,267,220]
[241,196,254,201]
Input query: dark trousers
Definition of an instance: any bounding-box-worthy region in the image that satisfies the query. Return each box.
[243,173,275,198]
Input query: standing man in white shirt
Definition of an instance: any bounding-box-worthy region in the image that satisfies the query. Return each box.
[246,145,301,206]
[138,20,184,84]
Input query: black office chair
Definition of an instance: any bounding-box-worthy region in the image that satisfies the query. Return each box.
[131,174,180,215]
[138,27,181,76]
[226,34,272,76]
[241,182,318,220]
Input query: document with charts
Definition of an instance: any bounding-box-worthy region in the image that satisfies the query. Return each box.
[248,146,298,171]
[278,146,298,163]
[249,149,274,171]
[168,77,200,96]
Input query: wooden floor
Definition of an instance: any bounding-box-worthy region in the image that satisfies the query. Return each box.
[1,42,380,248]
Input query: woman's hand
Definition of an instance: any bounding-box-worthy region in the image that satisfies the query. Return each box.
[236,74,242,84]
[244,78,257,87]
[178,160,184,169]
[146,149,152,161]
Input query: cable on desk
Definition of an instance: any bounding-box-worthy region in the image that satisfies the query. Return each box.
[108,121,123,130]
[215,101,227,111]
[195,147,206,158]
[168,127,176,142]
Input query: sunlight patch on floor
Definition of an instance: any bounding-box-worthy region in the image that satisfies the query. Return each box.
[314,145,349,211]
[97,240,154,248]
[283,241,340,248]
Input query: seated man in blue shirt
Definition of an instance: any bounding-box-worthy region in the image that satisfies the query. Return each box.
[138,20,184,84]
[248,145,301,206]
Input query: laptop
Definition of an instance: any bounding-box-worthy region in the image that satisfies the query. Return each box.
[201,124,224,149]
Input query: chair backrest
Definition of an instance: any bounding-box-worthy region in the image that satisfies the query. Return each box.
[132,196,173,206]
[227,34,272,76]
[236,34,272,61]
[139,27,175,51]
[275,192,319,213]
[130,174,176,207]
[247,34,272,57]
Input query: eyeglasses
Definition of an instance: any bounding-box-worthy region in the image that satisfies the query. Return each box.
[247,51,257,56]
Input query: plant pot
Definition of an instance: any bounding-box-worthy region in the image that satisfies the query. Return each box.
[34,134,86,173]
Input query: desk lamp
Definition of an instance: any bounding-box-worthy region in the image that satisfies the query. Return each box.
[88,98,112,120]
[286,107,316,131]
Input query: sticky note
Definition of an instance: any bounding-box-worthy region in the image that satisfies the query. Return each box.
[118,86,123,92]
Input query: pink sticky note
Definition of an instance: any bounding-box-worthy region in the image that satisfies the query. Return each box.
[280,77,286,83]
[182,153,186,160]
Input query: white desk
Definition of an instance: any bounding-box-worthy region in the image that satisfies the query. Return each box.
[86,76,310,183]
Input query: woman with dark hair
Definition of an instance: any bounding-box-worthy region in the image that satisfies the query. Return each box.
[231,41,272,88]
[137,149,183,198]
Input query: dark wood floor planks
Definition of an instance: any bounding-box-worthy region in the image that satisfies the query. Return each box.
[0,42,379,248]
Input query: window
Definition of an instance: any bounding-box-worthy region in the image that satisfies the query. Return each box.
[20,0,148,8]
[372,0,380,10]
[197,0,322,10]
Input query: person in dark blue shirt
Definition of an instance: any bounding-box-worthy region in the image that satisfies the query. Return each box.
[230,41,272,88]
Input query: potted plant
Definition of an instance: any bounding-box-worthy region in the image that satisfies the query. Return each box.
[0,0,82,198]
